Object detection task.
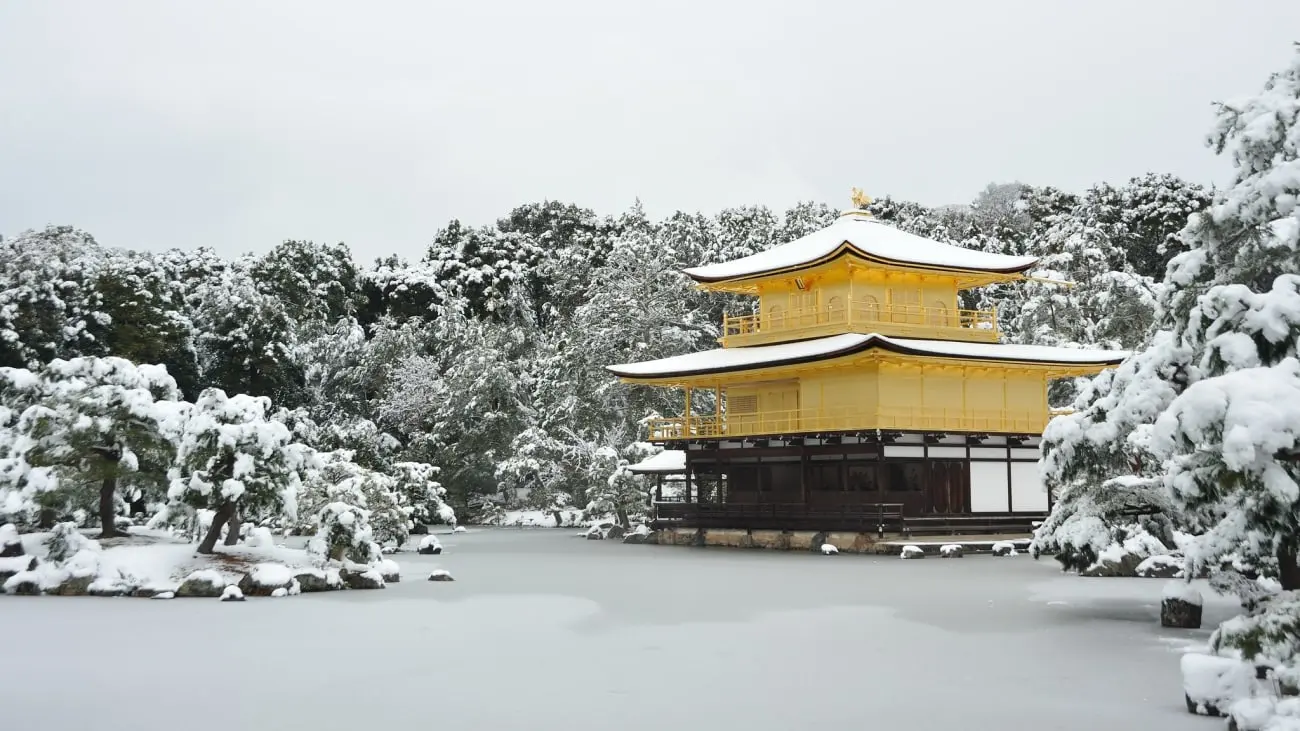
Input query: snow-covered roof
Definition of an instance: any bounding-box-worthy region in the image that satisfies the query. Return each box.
[683,212,1039,283]
[607,333,1126,379]
[627,450,686,474]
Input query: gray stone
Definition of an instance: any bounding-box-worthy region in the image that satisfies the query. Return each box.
[604,524,626,540]
[0,538,23,558]
[427,570,455,582]
[6,576,42,595]
[0,556,37,584]
[1136,556,1183,579]
[132,586,164,598]
[293,571,335,593]
[991,543,1017,557]
[238,572,292,597]
[585,530,604,541]
[900,547,925,559]
[940,546,965,558]
[1162,597,1202,629]
[1082,552,1144,577]
[417,544,443,554]
[49,575,93,596]
[88,583,128,597]
[622,531,652,545]
[410,524,429,535]
[176,576,226,598]
[340,568,385,590]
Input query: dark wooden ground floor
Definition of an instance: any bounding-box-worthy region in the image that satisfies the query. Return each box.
[652,431,1048,535]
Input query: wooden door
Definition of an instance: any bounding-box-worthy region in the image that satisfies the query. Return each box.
[927,461,969,514]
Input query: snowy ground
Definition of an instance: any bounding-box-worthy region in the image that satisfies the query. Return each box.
[1,529,1236,730]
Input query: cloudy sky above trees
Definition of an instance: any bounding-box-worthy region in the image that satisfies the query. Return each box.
[2,0,1297,259]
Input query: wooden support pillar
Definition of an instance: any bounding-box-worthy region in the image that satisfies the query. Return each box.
[655,475,663,504]
[714,384,721,436]
[684,455,693,504]
[684,387,693,437]
[800,449,808,505]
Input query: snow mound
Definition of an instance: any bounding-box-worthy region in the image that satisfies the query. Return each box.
[0,523,21,555]
[940,544,963,558]
[1181,653,1256,716]
[1163,581,1203,605]
[428,569,454,582]
[244,527,275,548]
[270,587,288,598]
[821,543,838,555]
[378,558,400,581]
[152,591,175,600]
[246,563,293,588]
[992,541,1018,556]
[220,585,245,601]
[900,545,924,559]
[453,526,468,533]
[183,569,226,587]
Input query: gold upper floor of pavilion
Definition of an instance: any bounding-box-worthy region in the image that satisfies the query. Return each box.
[688,208,1038,348]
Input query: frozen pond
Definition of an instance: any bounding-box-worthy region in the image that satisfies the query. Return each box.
[2,529,1235,730]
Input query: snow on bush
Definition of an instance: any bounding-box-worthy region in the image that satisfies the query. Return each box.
[244,526,275,548]
[45,522,100,563]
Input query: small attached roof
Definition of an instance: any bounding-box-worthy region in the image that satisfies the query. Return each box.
[627,450,686,474]
[608,333,1126,380]
[683,212,1039,284]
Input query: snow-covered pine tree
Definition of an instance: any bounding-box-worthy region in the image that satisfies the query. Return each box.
[167,388,306,553]
[1032,45,1300,584]
[0,226,108,369]
[3,358,186,537]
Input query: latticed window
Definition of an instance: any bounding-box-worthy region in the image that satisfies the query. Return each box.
[729,393,758,414]
[927,300,950,327]
[827,295,845,324]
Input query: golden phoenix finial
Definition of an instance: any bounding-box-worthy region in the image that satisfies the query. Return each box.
[850,187,872,209]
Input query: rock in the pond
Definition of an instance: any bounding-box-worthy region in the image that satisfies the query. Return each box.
[176,569,227,598]
[585,524,608,540]
[428,569,455,582]
[379,559,401,583]
[0,523,24,558]
[2,570,42,595]
[417,536,443,554]
[940,544,964,558]
[340,567,386,590]
[151,591,176,600]
[1181,653,1256,717]
[220,585,245,602]
[1136,554,1184,579]
[49,574,94,596]
[453,526,468,534]
[87,576,131,597]
[604,524,626,540]
[237,563,294,597]
[821,543,839,555]
[380,545,397,555]
[623,527,653,545]
[410,524,429,535]
[0,555,37,585]
[293,568,341,592]
[270,587,288,597]
[900,545,925,559]
[1162,582,1203,629]
[1081,551,1144,577]
[991,541,1018,557]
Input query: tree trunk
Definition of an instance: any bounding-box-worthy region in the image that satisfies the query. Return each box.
[38,508,56,529]
[1279,538,1300,591]
[615,508,631,530]
[223,505,242,546]
[197,502,236,555]
[98,477,124,539]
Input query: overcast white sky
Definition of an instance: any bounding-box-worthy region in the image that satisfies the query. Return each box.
[1,2,1297,260]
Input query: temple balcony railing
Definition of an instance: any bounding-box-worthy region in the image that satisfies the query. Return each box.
[645,406,1047,442]
[718,299,998,347]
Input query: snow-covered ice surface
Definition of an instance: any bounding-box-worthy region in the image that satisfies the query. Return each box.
[0,530,1242,731]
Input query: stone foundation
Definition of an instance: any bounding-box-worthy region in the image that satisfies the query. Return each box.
[647,528,1031,555]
